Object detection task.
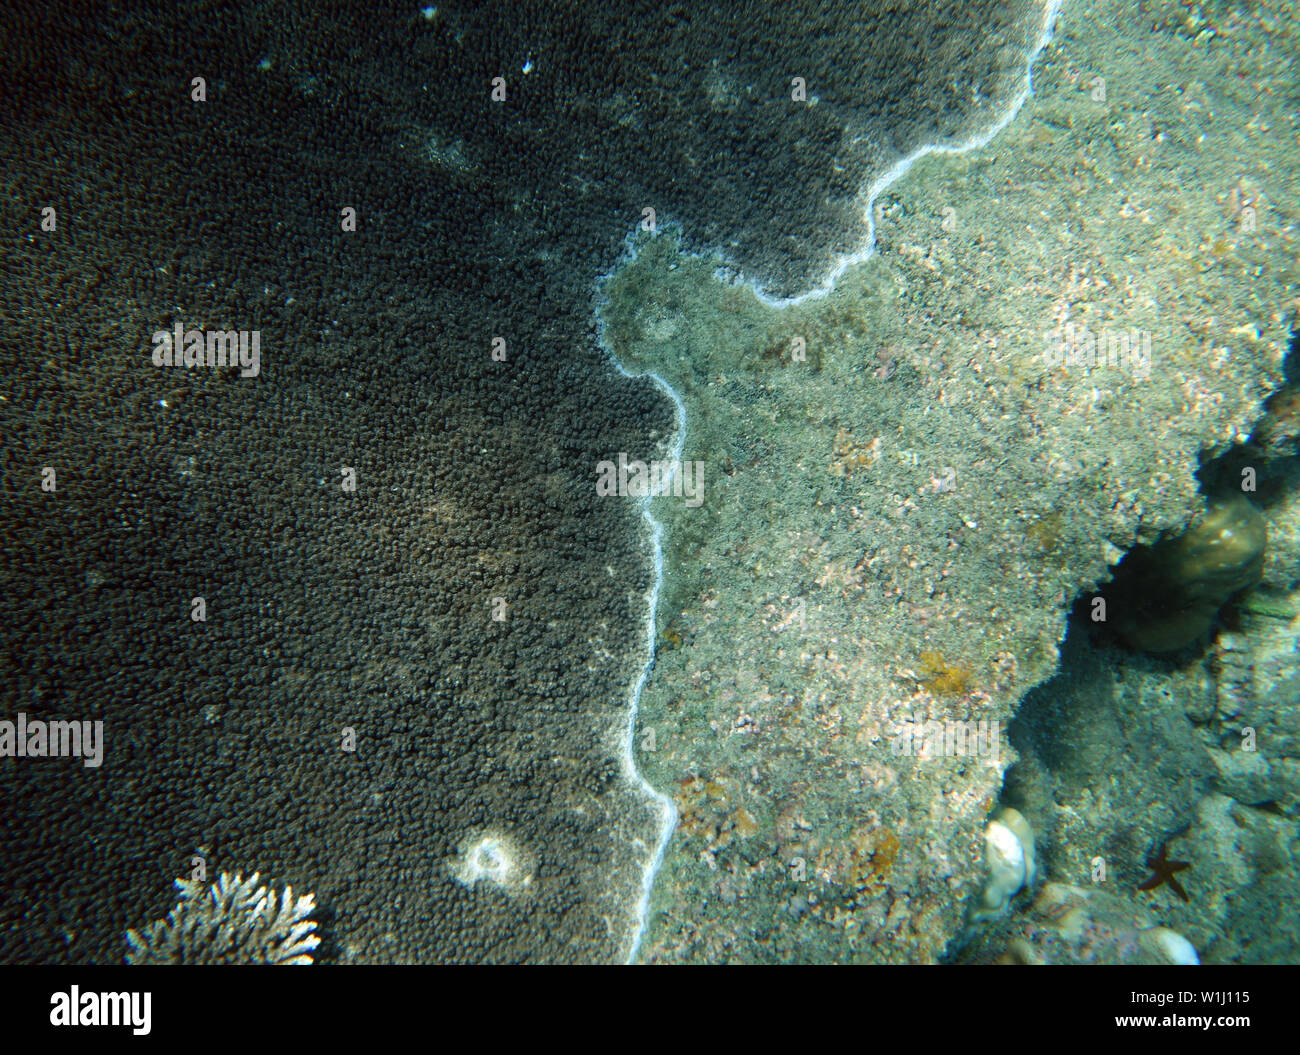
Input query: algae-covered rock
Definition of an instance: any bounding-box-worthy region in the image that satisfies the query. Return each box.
[625,0,1294,963]
[958,882,1198,965]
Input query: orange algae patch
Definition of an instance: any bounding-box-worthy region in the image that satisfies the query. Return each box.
[918,650,974,695]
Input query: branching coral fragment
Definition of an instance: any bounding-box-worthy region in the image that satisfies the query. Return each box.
[125,872,320,965]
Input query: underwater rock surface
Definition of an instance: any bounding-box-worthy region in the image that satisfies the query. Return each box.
[956,882,1200,965]
[606,0,1296,962]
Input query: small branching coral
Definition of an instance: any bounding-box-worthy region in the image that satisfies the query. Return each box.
[125,872,320,965]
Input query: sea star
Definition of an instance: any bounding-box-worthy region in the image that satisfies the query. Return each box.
[1138,836,1192,903]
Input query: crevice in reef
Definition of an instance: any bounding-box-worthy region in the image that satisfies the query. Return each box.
[990,330,1300,961]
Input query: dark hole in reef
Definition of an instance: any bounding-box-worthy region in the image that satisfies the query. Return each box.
[1090,326,1300,656]
[1091,491,1266,655]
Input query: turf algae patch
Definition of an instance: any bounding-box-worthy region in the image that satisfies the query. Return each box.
[605,0,1296,962]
